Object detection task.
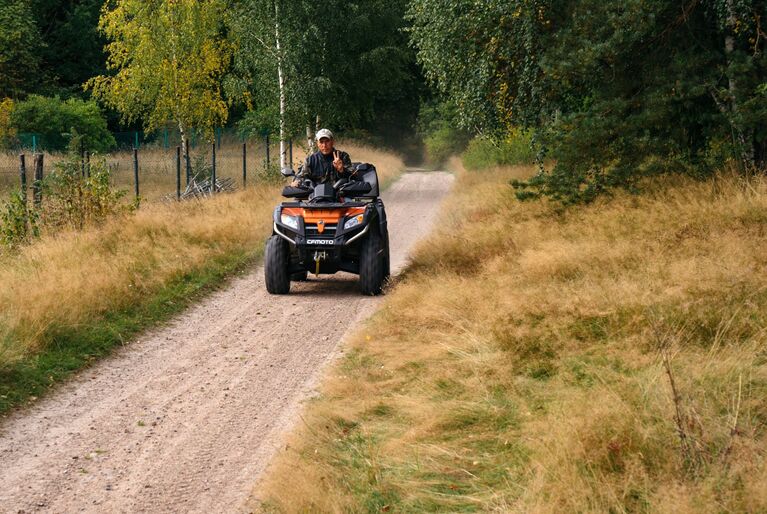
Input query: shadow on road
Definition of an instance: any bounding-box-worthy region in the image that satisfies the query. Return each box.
[288,275,363,297]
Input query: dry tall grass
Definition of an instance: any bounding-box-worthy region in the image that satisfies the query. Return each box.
[0,185,278,365]
[0,143,403,367]
[255,161,767,512]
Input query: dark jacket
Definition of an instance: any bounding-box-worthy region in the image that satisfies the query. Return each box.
[297,149,352,183]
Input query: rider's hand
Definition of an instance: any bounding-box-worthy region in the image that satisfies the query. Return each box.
[332,151,344,173]
[291,178,300,187]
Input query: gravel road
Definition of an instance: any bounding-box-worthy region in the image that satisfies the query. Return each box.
[0,171,454,514]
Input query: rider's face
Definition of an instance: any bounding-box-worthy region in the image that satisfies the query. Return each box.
[318,137,334,155]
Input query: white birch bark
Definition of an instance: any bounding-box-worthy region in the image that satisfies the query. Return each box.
[274,0,287,169]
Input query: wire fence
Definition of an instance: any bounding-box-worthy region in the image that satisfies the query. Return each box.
[10,127,247,153]
[0,133,303,204]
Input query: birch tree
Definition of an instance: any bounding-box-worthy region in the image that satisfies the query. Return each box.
[87,0,231,160]
[228,0,296,168]
[230,0,418,165]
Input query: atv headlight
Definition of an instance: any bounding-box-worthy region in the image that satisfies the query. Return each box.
[344,214,364,230]
[280,213,299,230]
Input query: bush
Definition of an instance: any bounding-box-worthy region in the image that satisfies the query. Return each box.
[417,100,471,167]
[42,153,128,230]
[0,191,38,249]
[462,129,536,170]
[422,126,468,167]
[0,98,15,148]
[10,95,115,152]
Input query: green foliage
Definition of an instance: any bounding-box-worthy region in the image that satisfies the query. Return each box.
[10,95,115,152]
[407,0,545,134]
[422,127,467,167]
[462,130,535,171]
[236,108,279,140]
[190,153,214,182]
[409,0,767,203]
[0,191,38,249]
[0,1,43,98]
[0,98,16,148]
[35,0,106,95]
[417,100,470,166]
[0,139,129,247]
[42,153,128,230]
[88,0,231,146]
[229,0,422,140]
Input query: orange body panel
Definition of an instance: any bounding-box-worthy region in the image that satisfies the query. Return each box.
[282,207,366,234]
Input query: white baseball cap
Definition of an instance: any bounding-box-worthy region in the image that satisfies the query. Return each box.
[315,128,334,141]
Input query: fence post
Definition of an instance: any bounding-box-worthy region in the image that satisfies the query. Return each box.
[33,153,44,207]
[85,151,90,178]
[32,135,37,154]
[19,154,27,205]
[185,138,191,185]
[134,131,139,150]
[216,128,222,149]
[265,133,270,168]
[176,145,181,201]
[133,147,139,201]
[242,142,247,188]
[211,143,217,194]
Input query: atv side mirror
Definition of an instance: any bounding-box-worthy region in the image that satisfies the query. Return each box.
[280,167,295,177]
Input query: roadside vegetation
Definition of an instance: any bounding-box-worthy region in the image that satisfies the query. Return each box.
[0,143,403,414]
[255,160,767,512]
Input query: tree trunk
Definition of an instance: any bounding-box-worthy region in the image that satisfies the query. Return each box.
[274,0,287,169]
[178,121,187,163]
[306,125,313,153]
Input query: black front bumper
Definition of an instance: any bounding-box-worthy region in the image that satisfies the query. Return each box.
[273,222,370,275]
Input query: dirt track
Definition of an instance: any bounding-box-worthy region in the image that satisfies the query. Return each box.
[0,171,453,513]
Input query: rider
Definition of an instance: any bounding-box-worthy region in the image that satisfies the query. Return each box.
[292,128,353,186]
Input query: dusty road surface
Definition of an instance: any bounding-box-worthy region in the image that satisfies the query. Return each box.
[0,171,453,513]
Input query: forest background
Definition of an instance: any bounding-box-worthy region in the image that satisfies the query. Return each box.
[3,3,767,510]
[3,0,767,200]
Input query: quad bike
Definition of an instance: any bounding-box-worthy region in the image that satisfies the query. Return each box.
[264,162,390,295]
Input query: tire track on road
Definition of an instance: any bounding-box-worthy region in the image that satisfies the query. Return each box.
[0,171,453,514]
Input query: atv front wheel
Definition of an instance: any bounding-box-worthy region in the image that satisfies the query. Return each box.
[359,228,384,295]
[265,235,290,294]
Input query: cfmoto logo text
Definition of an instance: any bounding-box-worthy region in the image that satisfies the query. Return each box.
[307,239,334,245]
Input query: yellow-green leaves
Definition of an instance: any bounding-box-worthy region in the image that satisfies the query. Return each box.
[0,98,15,145]
[87,0,231,141]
